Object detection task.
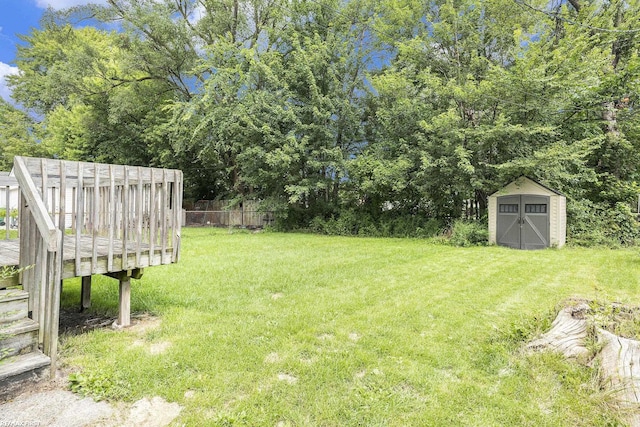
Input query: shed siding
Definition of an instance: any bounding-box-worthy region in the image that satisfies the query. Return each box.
[550,196,559,246]
[558,196,566,247]
[494,178,556,198]
[488,196,497,244]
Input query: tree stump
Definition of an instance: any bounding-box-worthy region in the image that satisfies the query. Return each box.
[527,303,590,360]
[598,328,640,426]
[528,301,640,426]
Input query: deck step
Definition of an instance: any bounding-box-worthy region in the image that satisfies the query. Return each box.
[0,289,29,324]
[0,351,50,382]
[0,318,39,361]
[0,351,50,399]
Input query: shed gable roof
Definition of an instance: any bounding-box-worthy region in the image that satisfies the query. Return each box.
[489,176,564,198]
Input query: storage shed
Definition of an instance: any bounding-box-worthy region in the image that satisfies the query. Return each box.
[488,176,566,249]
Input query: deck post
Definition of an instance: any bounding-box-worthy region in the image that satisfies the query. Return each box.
[118,277,130,328]
[80,275,92,311]
[5,183,9,240]
[107,269,142,328]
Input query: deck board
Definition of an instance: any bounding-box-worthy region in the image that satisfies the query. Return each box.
[0,237,173,279]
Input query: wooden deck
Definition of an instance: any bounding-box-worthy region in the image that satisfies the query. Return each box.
[0,157,183,380]
[0,237,174,279]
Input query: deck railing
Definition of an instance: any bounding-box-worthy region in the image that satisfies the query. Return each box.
[13,156,63,373]
[0,175,18,240]
[17,157,183,274]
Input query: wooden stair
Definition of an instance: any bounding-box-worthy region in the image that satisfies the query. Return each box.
[0,288,50,399]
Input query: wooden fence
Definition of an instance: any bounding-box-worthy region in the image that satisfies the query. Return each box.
[462,198,485,221]
[186,200,274,228]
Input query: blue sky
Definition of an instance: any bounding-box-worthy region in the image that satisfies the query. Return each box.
[0,0,107,103]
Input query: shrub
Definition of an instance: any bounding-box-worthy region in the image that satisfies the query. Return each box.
[567,199,640,247]
[448,220,489,247]
[308,210,443,238]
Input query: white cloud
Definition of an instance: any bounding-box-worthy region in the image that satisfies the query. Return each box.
[0,62,19,104]
[189,3,206,25]
[35,0,108,9]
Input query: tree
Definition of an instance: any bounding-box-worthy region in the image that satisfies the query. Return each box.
[356,0,640,236]
[0,99,44,170]
[5,0,640,241]
[168,0,374,222]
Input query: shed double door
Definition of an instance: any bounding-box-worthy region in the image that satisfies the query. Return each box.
[496,195,549,249]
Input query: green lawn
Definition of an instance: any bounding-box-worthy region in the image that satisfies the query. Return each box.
[59,228,640,426]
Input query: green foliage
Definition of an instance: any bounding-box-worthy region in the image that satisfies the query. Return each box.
[68,371,131,401]
[308,211,442,238]
[0,266,17,280]
[493,311,556,349]
[167,0,373,209]
[588,301,640,341]
[567,199,640,247]
[5,0,640,244]
[0,265,32,288]
[448,220,489,247]
[8,23,179,168]
[0,99,44,170]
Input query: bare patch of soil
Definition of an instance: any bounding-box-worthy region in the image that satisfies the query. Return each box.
[149,341,172,355]
[277,373,298,384]
[58,308,117,336]
[59,309,160,337]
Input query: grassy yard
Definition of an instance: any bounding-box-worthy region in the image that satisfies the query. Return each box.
[59,228,640,426]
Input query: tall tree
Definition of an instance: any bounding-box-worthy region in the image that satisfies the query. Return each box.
[168,0,375,220]
[5,0,640,240]
[0,99,44,170]
[356,0,640,230]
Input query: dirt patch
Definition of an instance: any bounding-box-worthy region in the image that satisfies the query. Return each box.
[264,352,281,364]
[58,308,116,336]
[59,309,160,337]
[354,370,366,379]
[128,315,161,335]
[149,341,172,355]
[277,373,298,384]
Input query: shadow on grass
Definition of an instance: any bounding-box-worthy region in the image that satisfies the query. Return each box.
[59,307,117,337]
